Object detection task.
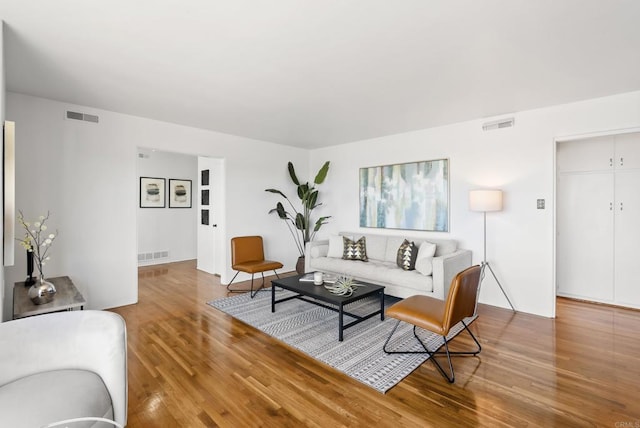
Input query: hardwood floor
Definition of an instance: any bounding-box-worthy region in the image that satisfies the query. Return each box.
[111,260,640,427]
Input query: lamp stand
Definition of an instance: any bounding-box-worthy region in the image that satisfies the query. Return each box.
[480,211,516,312]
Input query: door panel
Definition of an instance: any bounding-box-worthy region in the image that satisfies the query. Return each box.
[556,172,614,301]
[197,157,219,274]
[614,132,640,170]
[557,136,614,173]
[614,171,640,306]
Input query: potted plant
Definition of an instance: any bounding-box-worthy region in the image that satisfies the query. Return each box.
[266,161,331,274]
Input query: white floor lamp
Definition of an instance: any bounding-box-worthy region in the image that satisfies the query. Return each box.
[469,189,516,311]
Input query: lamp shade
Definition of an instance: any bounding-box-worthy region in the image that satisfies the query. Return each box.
[469,189,503,212]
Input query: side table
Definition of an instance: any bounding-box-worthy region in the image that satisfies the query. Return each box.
[13,276,86,319]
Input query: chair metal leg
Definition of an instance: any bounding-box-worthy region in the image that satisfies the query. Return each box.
[249,273,264,298]
[383,319,481,383]
[226,271,260,297]
[226,271,242,293]
[227,270,281,298]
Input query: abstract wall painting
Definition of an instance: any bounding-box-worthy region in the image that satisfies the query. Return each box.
[169,179,192,208]
[140,177,166,208]
[359,159,449,232]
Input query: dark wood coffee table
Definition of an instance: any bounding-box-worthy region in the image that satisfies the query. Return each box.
[271,274,385,341]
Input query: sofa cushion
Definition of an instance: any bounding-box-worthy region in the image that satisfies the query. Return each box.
[0,369,113,428]
[415,241,437,276]
[343,236,368,261]
[384,236,407,262]
[396,239,418,270]
[309,258,434,293]
[310,244,329,258]
[327,235,345,258]
[432,239,457,257]
[363,234,387,261]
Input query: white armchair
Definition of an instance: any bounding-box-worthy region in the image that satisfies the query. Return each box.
[0,310,127,428]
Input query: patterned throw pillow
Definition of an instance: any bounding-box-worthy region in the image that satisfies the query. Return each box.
[396,239,418,270]
[343,236,368,261]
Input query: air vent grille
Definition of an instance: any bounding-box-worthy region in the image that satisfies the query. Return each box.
[137,251,170,263]
[66,110,99,123]
[482,117,514,131]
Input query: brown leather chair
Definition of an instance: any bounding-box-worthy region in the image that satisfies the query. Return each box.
[227,236,283,298]
[383,265,482,383]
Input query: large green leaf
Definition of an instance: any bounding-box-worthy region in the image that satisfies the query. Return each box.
[288,162,300,185]
[307,190,318,209]
[297,183,309,201]
[265,189,289,200]
[275,202,288,219]
[314,161,330,184]
[295,213,306,230]
[314,216,331,231]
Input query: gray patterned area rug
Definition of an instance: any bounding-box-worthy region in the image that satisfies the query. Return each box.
[208,291,474,393]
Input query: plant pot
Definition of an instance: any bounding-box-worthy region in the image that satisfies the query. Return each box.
[296,256,305,275]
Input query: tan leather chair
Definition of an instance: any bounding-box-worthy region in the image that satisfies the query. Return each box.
[227,236,283,298]
[383,265,482,383]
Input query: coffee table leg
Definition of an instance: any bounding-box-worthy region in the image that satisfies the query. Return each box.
[339,303,344,341]
[271,283,275,312]
[380,291,385,320]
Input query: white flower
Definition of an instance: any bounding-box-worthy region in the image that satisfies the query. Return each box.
[17,210,57,279]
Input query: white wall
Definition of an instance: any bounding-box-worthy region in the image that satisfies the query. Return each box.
[137,149,197,265]
[0,21,5,322]
[3,92,307,319]
[311,90,640,317]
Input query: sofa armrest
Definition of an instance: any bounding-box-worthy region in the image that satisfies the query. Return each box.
[0,310,128,426]
[305,239,329,272]
[432,249,473,300]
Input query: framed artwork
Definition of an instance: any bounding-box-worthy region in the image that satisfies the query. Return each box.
[168,179,192,208]
[140,177,166,208]
[201,189,209,206]
[359,159,449,232]
[201,209,209,225]
[201,169,210,186]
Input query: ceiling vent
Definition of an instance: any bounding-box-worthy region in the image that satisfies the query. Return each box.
[482,117,514,131]
[66,110,99,124]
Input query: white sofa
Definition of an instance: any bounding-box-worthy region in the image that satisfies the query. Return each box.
[0,310,127,428]
[305,232,472,300]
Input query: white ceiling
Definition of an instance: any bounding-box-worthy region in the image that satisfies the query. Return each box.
[2,1,640,148]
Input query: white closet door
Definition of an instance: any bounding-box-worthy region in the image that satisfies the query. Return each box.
[557,172,614,301]
[557,136,614,173]
[614,170,640,306]
[615,133,640,170]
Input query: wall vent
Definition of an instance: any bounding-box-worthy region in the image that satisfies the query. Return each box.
[137,251,169,263]
[482,117,514,131]
[66,110,99,124]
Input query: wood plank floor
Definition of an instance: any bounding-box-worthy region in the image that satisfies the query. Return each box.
[111,260,640,427]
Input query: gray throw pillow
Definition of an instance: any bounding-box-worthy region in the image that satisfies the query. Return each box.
[343,236,368,261]
[397,239,418,270]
